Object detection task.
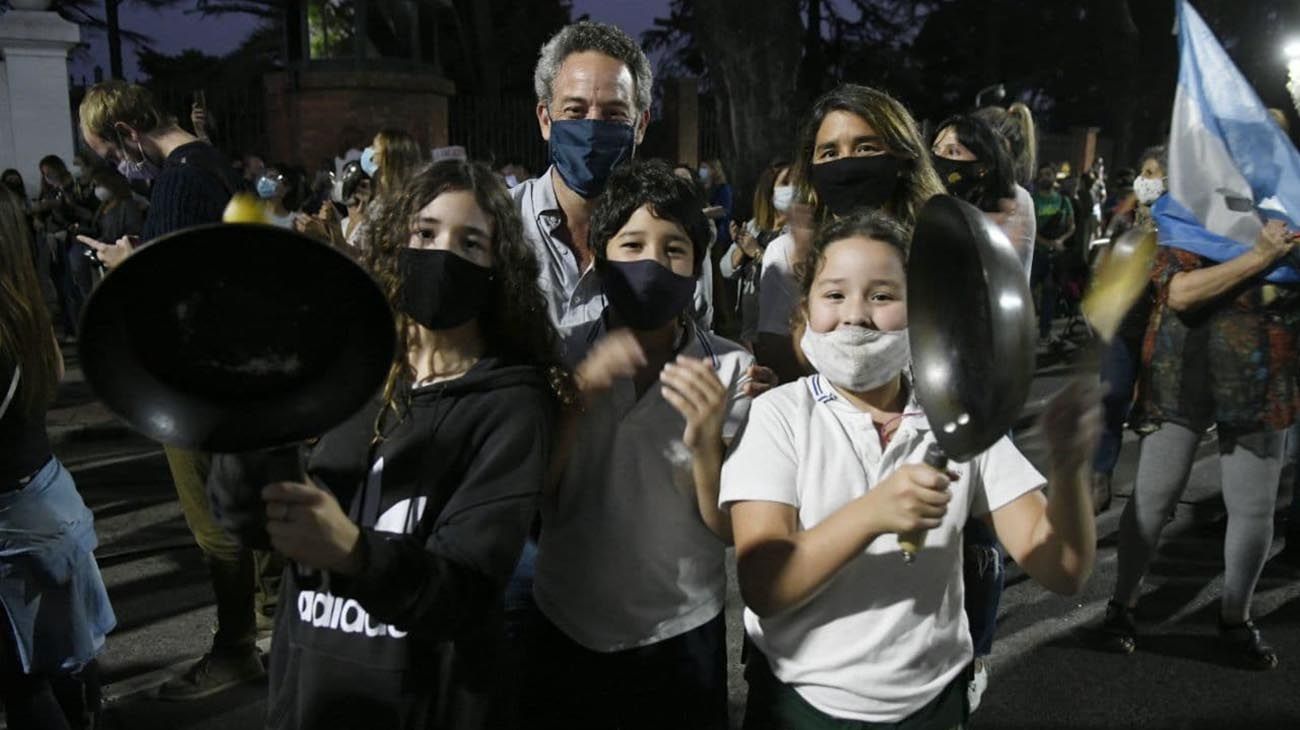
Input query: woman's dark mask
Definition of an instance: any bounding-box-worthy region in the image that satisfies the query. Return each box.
[808,155,903,217]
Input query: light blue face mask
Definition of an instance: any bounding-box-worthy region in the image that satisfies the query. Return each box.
[360,146,379,177]
[255,176,279,200]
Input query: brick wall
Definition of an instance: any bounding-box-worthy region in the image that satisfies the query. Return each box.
[264,68,454,170]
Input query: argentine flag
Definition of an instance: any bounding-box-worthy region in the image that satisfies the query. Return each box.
[1153,0,1300,283]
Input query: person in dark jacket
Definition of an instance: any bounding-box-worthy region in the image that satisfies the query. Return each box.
[75,81,266,701]
[218,159,570,729]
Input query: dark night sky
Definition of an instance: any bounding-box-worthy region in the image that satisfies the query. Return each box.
[68,0,671,82]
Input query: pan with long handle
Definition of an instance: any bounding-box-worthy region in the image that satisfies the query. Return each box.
[901,195,1037,561]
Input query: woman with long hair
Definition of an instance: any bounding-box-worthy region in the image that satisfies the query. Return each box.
[755,83,944,383]
[0,186,115,730]
[86,167,143,249]
[214,159,570,729]
[929,113,1024,268]
[1100,159,1299,671]
[976,103,1039,277]
[723,162,790,348]
[367,129,424,203]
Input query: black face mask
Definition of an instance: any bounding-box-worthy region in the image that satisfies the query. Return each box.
[397,248,493,330]
[601,259,696,331]
[808,155,903,217]
[931,156,986,202]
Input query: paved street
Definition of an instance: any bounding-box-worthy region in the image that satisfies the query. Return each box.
[10,333,1300,730]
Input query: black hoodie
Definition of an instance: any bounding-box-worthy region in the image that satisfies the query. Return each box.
[258,356,555,730]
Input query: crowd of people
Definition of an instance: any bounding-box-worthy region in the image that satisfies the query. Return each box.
[2,17,1299,730]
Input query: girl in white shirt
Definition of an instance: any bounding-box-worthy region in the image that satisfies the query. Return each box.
[721,210,1099,729]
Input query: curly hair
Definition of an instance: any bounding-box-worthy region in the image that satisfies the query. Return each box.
[362,159,576,440]
[789,84,944,232]
[589,159,711,278]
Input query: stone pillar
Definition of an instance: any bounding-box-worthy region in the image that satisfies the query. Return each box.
[0,8,81,199]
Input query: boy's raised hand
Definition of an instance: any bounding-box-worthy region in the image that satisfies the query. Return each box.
[575,330,646,397]
[660,355,727,455]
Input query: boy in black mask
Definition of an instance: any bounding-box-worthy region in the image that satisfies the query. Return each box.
[523,160,753,729]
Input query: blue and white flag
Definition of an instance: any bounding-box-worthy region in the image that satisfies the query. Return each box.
[1153,0,1300,283]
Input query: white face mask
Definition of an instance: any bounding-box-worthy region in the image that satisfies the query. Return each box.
[1133,176,1165,205]
[772,185,795,213]
[93,186,112,202]
[800,324,910,392]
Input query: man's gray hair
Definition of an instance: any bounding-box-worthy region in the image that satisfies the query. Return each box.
[533,21,653,116]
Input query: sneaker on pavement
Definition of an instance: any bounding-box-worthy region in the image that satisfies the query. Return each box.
[1218,618,1278,671]
[967,657,990,714]
[1098,601,1137,654]
[157,647,265,701]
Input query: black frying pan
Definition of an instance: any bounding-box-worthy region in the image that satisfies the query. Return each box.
[901,195,1036,559]
[78,223,395,452]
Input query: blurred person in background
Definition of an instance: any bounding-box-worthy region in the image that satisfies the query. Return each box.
[975,103,1038,279]
[33,155,95,340]
[256,163,307,229]
[1091,146,1165,514]
[84,167,144,264]
[76,80,265,701]
[722,162,790,349]
[0,185,115,730]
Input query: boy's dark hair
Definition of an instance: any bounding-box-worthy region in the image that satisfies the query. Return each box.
[590,159,711,278]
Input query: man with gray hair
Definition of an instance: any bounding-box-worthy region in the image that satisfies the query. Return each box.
[511,20,712,333]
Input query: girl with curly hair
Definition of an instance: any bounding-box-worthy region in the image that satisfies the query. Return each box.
[247,159,571,729]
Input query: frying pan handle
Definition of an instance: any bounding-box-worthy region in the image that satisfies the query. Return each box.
[899,443,949,563]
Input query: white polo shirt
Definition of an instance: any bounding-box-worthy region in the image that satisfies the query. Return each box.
[533,316,754,652]
[719,375,1043,723]
[756,232,798,336]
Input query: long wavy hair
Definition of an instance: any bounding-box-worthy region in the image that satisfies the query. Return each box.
[0,187,59,416]
[362,160,575,439]
[373,129,423,201]
[789,84,945,231]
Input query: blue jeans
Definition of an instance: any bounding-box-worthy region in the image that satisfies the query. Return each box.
[521,610,729,730]
[1094,334,1140,476]
[962,518,1003,657]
